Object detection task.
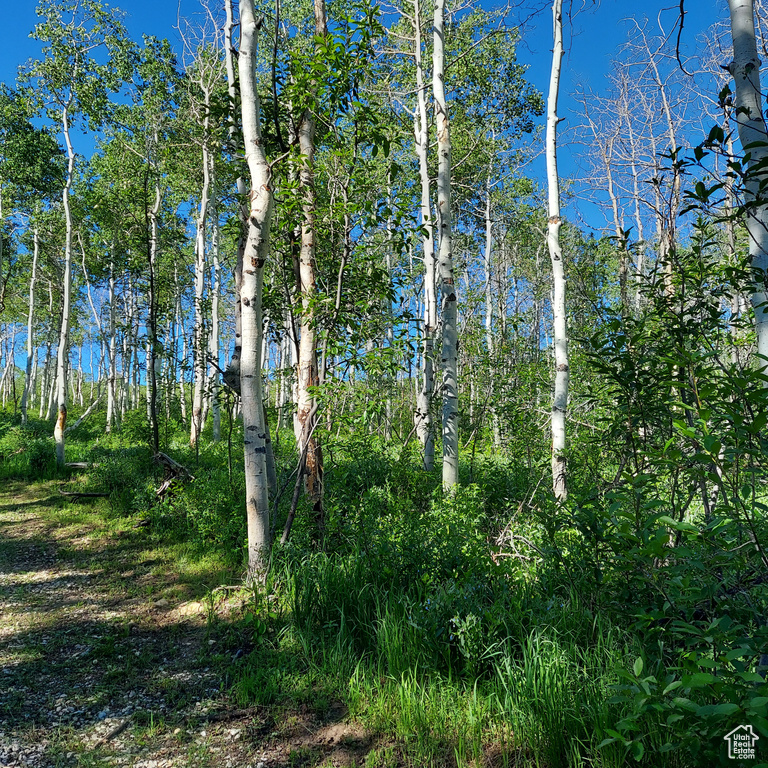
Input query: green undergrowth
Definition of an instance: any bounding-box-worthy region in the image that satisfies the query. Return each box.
[2,408,768,766]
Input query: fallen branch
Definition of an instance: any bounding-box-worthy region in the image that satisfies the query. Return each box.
[65,394,103,434]
[58,488,110,499]
[154,451,194,480]
[153,451,194,500]
[95,717,131,746]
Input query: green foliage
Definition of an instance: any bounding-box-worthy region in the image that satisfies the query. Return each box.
[92,446,155,514]
[28,438,55,477]
[0,85,63,205]
[118,410,154,448]
[160,465,246,549]
[0,417,56,478]
[560,215,768,761]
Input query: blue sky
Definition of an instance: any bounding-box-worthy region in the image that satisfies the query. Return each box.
[0,0,729,232]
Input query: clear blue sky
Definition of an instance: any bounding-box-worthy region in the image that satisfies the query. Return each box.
[0,1,726,89]
[0,0,728,232]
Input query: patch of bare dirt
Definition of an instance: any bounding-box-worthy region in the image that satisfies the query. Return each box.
[0,485,375,768]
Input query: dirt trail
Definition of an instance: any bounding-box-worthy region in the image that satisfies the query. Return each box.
[0,481,370,768]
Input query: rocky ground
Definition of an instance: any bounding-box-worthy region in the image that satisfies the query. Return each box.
[0,480,376,768]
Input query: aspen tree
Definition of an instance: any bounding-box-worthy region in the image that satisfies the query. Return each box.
[20,229,39,424]
[293,0,328,537]
[210,190,222,443]
[147,175,162,454]
[546,0,569,500]
[239,0,273,581]
[106,255,117,431]
[190,83,212,449]
[28,0,132,466]
[433,0,459,489]
[727,0,768,367]
[181,20,225,448]
[413,0,437,470]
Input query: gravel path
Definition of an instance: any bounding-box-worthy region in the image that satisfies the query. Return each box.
[0,481,369,768]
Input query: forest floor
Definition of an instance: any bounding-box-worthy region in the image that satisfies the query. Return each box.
[0,480,379,768]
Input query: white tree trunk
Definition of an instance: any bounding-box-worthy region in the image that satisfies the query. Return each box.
[21,229,39,424]
[433,0,458,489]
[39,342,50,419]
[191,88,212,448]
[239,0,273,582]
[29,347,38,410]
[55,102,76,467]
[728,0,768,366]
[413,0,437,470]
[178,280,189,427]
[106,256,117,431]
[211,180,221,443]
[223,0,247,400]
[547,0,569,501]
[482,169,501,449]
[293,0,328,538]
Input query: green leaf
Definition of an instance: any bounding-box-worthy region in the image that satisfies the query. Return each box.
[633,657,644,677]
[683,672,716,688]
[740,672,766,683]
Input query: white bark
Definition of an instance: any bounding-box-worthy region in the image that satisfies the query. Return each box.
[21,229,39,424]
[178,279,189,426]
[433,0,458,489]
[55,101,76,467]
[413,0,437,470]
[728,0,768,366]
[482,169,501,449]
[147,178,162,452]
[239,0,273,581]
[223,0,246,396]
[106,256,117,431]
[293,0,328,536]
[39,340,50,419]
[191,86,212,448]
[547,0,569,501]
[211,179,221,443]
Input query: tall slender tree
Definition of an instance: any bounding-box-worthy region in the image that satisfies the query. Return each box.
[546,0,568,500]
[239,0,273,582]
[293,0,328,538]
[433,0,458,489]
[26,0,133,465]
[727,0,768,368]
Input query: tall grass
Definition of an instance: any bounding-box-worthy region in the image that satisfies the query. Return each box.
[268,541,643,767]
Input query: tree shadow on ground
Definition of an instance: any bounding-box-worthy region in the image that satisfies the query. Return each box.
[0,490,406,768]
